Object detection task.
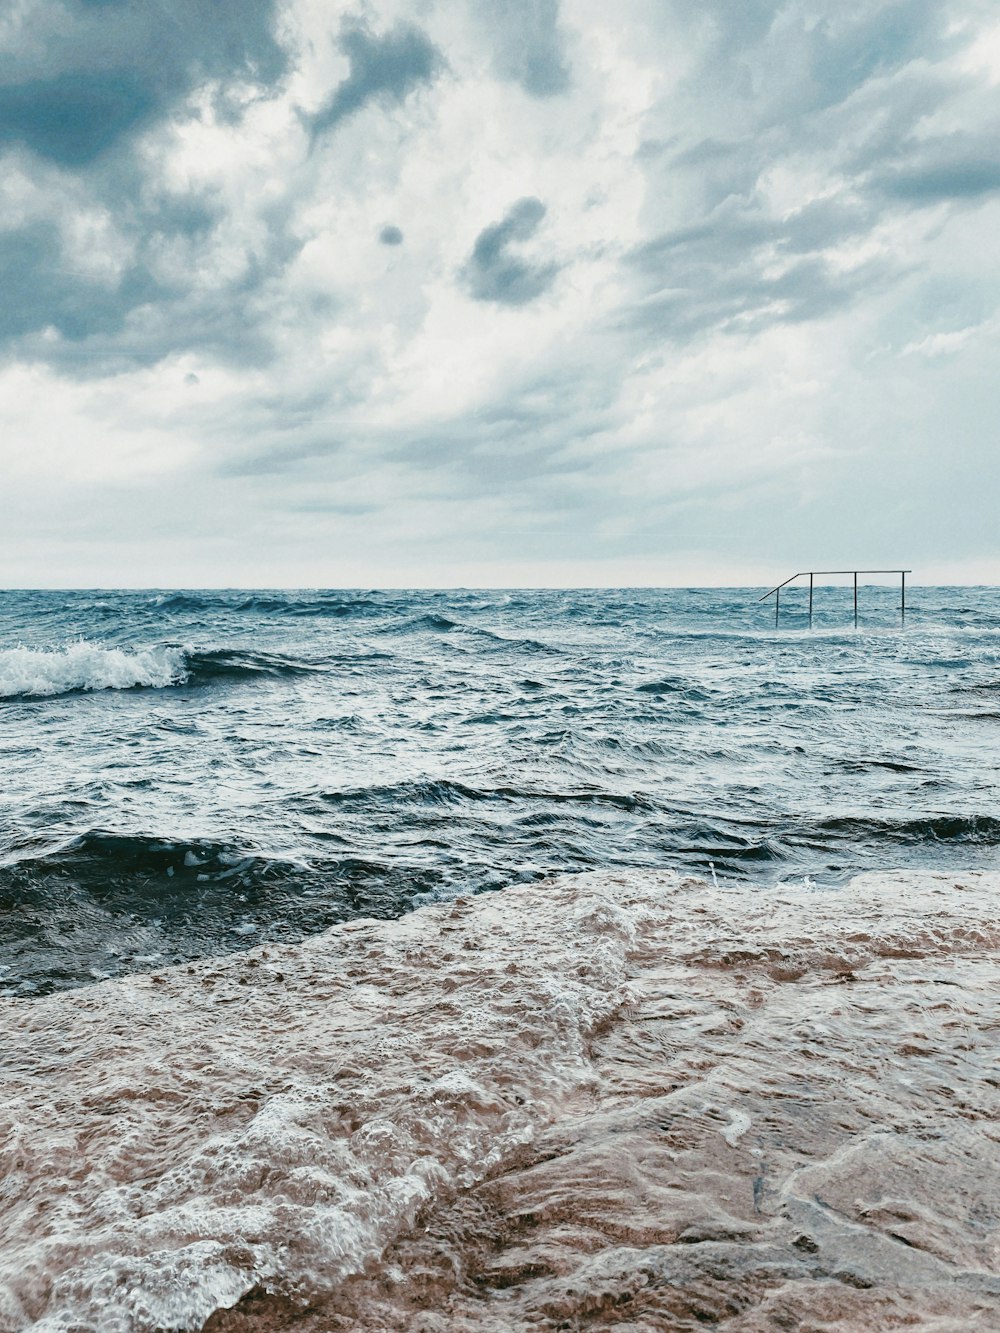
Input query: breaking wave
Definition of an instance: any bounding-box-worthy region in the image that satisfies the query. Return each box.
[0,643,186,698]
[0,645,321,699]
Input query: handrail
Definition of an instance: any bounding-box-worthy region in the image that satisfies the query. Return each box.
[758,569,911,602]
[759,569,911,628]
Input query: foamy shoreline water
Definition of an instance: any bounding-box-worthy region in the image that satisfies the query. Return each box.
[3,869,999,1331]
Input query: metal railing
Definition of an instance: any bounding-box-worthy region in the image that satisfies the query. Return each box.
[758,569,910,628]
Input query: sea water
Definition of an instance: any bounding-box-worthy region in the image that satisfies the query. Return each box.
[2,585,1000,994]
[3,586,1000,1331]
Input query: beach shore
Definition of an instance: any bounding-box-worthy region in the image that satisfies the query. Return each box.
[3,869,999,1331]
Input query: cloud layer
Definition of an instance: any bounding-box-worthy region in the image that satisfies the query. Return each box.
[2,0,999,585]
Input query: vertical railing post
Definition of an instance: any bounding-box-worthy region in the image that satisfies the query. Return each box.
[761,570,908,629]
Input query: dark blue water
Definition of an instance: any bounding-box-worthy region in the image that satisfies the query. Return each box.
[3,586,999,994]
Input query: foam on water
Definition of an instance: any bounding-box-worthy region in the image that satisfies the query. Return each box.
[3,870,999,1331]
[0,643,186,698]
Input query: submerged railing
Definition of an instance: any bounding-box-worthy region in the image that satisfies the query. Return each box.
[759,570,911,628]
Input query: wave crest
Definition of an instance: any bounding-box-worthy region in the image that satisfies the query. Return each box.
[0,644,323,699]
[5,830,299,886]
[0,643,186,699]
[182,649,320,682]
[234,595,379,618]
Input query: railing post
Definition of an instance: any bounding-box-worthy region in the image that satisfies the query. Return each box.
[760,570,909,629]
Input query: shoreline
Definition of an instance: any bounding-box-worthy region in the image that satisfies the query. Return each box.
[3,869,999,1331]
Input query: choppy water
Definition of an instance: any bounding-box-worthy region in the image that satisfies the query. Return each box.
[2,585,1000,994]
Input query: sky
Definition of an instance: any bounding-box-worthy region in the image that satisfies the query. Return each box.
[2,0,999,587]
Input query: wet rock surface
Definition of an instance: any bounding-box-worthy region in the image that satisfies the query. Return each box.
[3,871,999,1330]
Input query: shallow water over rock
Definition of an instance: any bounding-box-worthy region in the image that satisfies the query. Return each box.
[3,870,999,1331]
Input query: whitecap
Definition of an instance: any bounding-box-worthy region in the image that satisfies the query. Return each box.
[0,643,186,699]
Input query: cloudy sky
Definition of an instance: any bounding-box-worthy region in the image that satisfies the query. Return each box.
[2,0,999,586]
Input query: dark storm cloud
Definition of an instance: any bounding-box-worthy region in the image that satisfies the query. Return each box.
[3,217,306,374]
[880,153,1000,202]
[485,0,570,98]
[312,21,442,138]
[664,135,766,216]
[0,0,285,165]
[0,72,156,167]
[0,0,989,410]
[839,109,1000,212]
[464,198,558,306]
[0,224,158,342]
[0,0,297,369]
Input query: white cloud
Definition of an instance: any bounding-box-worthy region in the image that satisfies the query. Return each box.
[2,0,1000,585]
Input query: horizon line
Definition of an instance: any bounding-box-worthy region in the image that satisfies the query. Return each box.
[5,581,1000,594]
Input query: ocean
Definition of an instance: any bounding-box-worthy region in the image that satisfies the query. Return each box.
[3,587,1000,1331]
[2,585,999,995]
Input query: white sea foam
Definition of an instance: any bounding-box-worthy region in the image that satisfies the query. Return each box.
[2,870,1000,1332]
[0,643,186,698]
[1,878,645,1331]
